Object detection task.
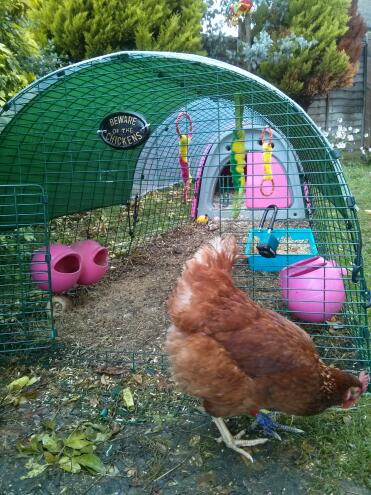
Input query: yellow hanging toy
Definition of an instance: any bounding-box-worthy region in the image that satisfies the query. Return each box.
[258,127,275,197]
[176,112,193,202]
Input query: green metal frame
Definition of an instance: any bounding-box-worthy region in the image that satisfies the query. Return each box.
[0,51,368,372]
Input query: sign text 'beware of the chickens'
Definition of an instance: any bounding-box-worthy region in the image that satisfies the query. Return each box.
[98,111,150,149]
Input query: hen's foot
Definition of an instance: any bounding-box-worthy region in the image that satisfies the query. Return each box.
[251,411,304,441]
[212,417,268,463]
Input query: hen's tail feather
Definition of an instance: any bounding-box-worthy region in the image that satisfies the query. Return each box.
[168,235,240,333]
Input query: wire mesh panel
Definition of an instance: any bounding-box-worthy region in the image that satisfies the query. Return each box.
[0,185,54,352]
[0,51,369,371]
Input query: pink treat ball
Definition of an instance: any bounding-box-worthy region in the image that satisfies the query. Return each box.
[70,240,109,286]
[31,243,82,293]
[279,256,346,323]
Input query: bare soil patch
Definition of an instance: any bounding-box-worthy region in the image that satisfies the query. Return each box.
[56,224,214,352]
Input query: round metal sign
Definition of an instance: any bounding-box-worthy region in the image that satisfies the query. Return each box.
[98,111,150,149]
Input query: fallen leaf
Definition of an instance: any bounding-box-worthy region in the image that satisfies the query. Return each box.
[75,453,106,474]
[133,374,143,385]
[64,431,92,450]
[7,376,30,392]
[44,451,57,464]
[20,460,47,479]
[42,419,56,431]
[122,388,134,410]
[108,464,120,476]
[83,422,107,432]
[79,444,96,454]
[100,375,111,386]
[17,435,42,454]
[111,423,122,435]
[89,396,99,408]
[96,366,127,376]
[67,395,80,403]
[41,434,61,453]
[59,456,81,473]
[94,431,112,443]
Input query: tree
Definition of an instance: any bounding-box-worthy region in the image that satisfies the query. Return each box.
[204,0,364,109]
[0,0,38,105]
[336,0,367,87]
[259,0,355,107]
[30,0,206,62]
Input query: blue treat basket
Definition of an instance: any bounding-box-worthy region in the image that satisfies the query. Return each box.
[245,228,318,272]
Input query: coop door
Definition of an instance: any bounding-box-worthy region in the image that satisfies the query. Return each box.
[245,152,292,209]
[0,184,54,352]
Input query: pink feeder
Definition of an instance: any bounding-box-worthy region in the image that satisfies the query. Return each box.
[31,243,82,293]
[279,256,347,323]
[71,240,109,285]
[245,152,292,208]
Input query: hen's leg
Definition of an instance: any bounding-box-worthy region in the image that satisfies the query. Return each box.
[212,417,268,463]
[251,411,304,441]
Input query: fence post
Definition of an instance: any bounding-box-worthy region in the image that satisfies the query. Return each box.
[361,36,368,148]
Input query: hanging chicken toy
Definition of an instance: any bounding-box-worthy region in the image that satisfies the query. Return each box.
[228,0,253,26]
[258,127,275,197]
[230,96,246,219]
[176,112,193,202]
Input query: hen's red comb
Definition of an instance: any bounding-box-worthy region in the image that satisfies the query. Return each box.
[359,371,369,393]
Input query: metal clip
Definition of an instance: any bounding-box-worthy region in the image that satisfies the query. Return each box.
[258,205,278,233]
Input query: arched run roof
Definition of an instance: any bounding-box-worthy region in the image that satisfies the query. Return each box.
[0,51,348,226]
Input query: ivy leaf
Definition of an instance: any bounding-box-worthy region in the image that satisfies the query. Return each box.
[41,434,61,453]
[17,435,42,454]
[64,431,92,450]
[41,419,56,431]
[20,460,47,479]
[83,422,108,433]
[44,451,57,464]
[59,456,81,473]
[94,431,112,443]
[79,444,96,454]
[75,454,106,474]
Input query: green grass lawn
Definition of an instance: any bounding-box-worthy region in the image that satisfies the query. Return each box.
[290,159,371,494]
[342,160,371,288]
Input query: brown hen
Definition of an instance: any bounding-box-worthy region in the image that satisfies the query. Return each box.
[166,235,369,461]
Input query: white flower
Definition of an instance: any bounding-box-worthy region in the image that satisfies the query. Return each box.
[336,142,346,149]
[347,135,354,141]
[353,128,360,134]
[348,126,353,131]
[338,118,343,123]
[369,147,371,152]
[365,133,369,138]
[323,131,329,137]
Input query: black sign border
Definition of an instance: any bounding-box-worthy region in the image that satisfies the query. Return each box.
[99,110,150,150]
